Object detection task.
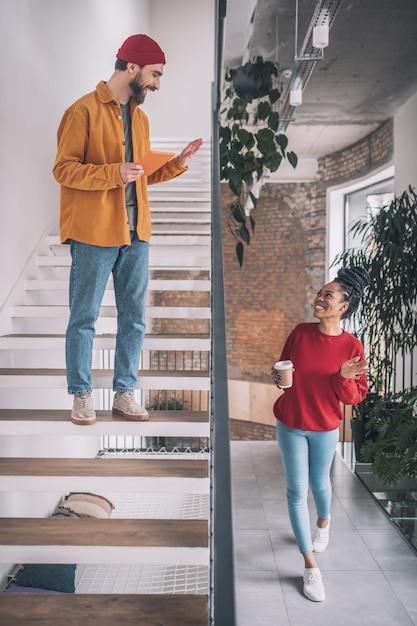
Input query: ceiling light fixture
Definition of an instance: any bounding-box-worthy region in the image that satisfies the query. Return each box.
[313,14,329,48]
[290,77,303,107]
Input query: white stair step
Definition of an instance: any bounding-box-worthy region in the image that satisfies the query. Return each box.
[0,368,210,390]
[0,333,210,351]
[35,261,210,276]
[151,213,210,223]
[23,290,209,307]
[148,193,211,202]
[0,409,209,437]
[150,180,211,188]
[0,518,208,565]
[150,202,211,211]
[47,235,211,250]
[10,317,210,335]
[152,224,210,235]
[0,457,209,494]
[36,255,211,271]
[11,305,211,319]
[0,389,208,411]
[25,278,211,292]
[41,247,211,268]
[151,235,210,246]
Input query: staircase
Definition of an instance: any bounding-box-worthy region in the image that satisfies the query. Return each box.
[0,141,212,625]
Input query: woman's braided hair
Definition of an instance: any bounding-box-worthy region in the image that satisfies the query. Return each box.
[334,267,369,319]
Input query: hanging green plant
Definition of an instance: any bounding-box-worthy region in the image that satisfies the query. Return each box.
[220,57,298,266]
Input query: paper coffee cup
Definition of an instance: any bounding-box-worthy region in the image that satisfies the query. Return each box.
[273,360,293,388]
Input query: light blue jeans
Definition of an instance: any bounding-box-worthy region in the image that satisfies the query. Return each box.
[276,421,339,554]
[66,232,149,396]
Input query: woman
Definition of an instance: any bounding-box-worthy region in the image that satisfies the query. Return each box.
[271,267,369,602]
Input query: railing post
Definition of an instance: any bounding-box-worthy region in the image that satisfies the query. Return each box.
[209,1,236,624]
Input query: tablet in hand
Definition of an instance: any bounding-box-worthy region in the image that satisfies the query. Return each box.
[137,150,175,176]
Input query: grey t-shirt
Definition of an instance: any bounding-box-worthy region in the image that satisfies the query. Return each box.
[121,103,137,230]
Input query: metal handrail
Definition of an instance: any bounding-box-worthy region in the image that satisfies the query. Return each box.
[209,1,236,624]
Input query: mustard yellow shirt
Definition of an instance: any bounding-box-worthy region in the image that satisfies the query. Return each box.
[53,80,187,246]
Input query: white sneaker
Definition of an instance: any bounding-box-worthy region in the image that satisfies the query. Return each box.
[312,515,331,552]
[303,568,325,602]
[71,394,96,425]
[112,392,149,421]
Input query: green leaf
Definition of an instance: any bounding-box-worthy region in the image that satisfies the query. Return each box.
[231,201,246,224]
[267,152,283,172]
[243,170,254,186]
[238,223,250,245]
[249,214,256,233]
[219,125,231,142]
[236,128,252,146]
[236,242,244,267]
[287,151,298,168]
[256,127,274,143]
[228,170,242,197]
[249,192,257,210]
[276,133,288,151]
[269,88,280,105]
[258,139,277,158]
[257,101,271,120]
[268,111,279,132]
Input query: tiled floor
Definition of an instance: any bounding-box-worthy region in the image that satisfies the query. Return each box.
[231,440,417,626]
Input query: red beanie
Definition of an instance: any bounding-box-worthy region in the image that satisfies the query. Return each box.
[116,34,166,65]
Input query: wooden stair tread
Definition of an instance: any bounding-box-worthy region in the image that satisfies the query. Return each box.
[0,409,208,423]
[0,457,208,478]
[0,332,210,339]
[0,594,208,626]
[0,518,208,547]
[0,368,209,377]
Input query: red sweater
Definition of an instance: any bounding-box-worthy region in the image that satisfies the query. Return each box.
[273,323,368,431]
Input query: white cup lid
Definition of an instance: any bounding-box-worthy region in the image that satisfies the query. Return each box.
[274,360,293,369]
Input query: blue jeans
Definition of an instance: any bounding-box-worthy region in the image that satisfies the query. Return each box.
[66,233,149,396]
[276,421,339,554]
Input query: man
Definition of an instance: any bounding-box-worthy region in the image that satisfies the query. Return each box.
[53,34,202,426]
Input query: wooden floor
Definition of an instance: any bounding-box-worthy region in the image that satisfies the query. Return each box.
[0,594,209,626]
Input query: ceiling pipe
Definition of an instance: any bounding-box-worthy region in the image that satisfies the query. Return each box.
[279,0,344,132]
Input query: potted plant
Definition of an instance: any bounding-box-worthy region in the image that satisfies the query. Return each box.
[350,391,380,462]
[360,387,417,485]
[332,186,417,481]
[220,57,298,266]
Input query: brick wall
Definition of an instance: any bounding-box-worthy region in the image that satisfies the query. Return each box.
[319,119,393,186]
[222,180,326,383]
[222,120,393,436]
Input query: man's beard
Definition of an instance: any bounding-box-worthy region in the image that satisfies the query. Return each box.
[129,75,147,104]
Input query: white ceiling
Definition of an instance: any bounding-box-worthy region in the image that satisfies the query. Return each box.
[222,0,417,161]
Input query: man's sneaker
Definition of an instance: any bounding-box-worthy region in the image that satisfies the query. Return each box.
[303,568,325,602]
[71,394,96,425]
[112,392,149,421]
[312,515,330,552]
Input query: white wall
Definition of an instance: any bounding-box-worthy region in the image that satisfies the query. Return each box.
[146,0,214,140]
[0,0,150,324]
[0,0,214,330]
[394,91,417,194]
